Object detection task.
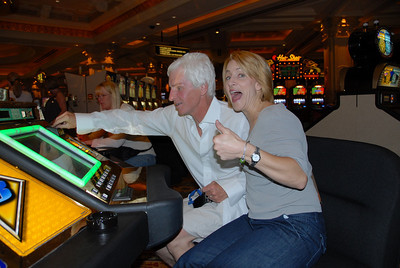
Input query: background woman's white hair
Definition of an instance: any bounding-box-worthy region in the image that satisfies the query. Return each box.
[167,52,216,97]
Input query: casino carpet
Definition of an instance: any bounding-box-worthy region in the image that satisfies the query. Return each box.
[132,174,197,268]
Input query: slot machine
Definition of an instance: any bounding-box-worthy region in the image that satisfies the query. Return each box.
[345,24,395,93]
[374,63,400,120]
[128,78,139,109]
[152,85,160,109]
[273,85,287,106]
[0,103,182,266]
[116,74,129,103]
[310,85,325,109]
[145,83,153,110]
[137,81,146,110]
[273,54,304,110]
[291,85,307,109]
[345,23,400,122]
[348,24,393,68]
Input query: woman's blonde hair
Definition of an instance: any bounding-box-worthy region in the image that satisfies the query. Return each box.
[95,81,121,110]
[223,50,274,103]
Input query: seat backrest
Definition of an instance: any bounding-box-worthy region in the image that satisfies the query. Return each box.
[307,136,400,268]
[147,135,189,186]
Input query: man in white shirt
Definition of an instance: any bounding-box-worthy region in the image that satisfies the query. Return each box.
[52,52,249,266]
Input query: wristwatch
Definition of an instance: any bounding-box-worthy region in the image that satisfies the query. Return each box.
[250,146,261,167]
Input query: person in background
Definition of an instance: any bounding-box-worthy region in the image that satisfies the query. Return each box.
[7,72,33,102]
[43,76,67,124]
[51,52,249,267]
[175,50,326,267]
[22,77,40,106]
[77,81,156,167]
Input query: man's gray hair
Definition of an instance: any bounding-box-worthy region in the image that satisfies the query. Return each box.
[167,52,216,97]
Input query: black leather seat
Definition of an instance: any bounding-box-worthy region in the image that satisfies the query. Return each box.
[147,136,189,186]
[307,136,400,268]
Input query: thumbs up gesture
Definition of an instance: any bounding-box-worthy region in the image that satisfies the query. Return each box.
[213,120,246,161]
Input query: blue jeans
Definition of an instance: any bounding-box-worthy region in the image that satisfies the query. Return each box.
[175,212,326,268]
[125,154,156,167]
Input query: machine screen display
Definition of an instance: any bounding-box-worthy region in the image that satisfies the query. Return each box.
[293,85,306,95]
[377,28,393,58]
[0,125,101,187]
[276,62,302,79]
[274,86,287,96]
[311,85,325,95]
[378,65,400,88]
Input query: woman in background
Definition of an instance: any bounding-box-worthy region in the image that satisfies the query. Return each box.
[78,80,156,167]
[175,51,326,267]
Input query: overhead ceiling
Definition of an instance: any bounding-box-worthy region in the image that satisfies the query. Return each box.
[0,0,399,81]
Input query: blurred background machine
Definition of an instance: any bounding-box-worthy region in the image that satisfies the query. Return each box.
[307,23,400,156]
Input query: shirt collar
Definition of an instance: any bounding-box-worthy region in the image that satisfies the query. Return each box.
[201,97,220,125]
[184,97,220,125]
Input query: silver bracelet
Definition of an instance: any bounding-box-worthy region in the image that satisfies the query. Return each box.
[239,140,249,164]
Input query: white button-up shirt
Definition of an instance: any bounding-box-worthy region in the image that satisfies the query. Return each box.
[75,97,249,224]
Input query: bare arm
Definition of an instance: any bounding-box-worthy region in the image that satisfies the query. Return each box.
[213,120,307,190]
[242,142,307,190]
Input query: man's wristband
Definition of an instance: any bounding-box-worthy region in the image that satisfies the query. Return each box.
[239,140,249,164]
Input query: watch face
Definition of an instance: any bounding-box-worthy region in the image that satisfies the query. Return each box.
[252,153,260,162]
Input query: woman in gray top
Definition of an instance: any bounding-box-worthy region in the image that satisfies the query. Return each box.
[175,51,326,268]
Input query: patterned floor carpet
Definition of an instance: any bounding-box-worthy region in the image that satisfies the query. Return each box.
[132,175,197,268]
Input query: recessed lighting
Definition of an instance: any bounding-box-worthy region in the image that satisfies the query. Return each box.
[172,16,176,19]
[156,22,160,26]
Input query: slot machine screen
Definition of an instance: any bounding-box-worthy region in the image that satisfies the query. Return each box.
[311,85,325,95]
[274,86,287,96]
[293,85,306,96]
[0,125,101,187]
[129,79,136,98]
[378,65,400,88]
[118,75,126,96]
[377,28,393,58]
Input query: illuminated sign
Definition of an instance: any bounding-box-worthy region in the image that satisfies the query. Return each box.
[275,62,303,80]
[303,74,319,79]
[276,54,302,62]
[155,45,189,58]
